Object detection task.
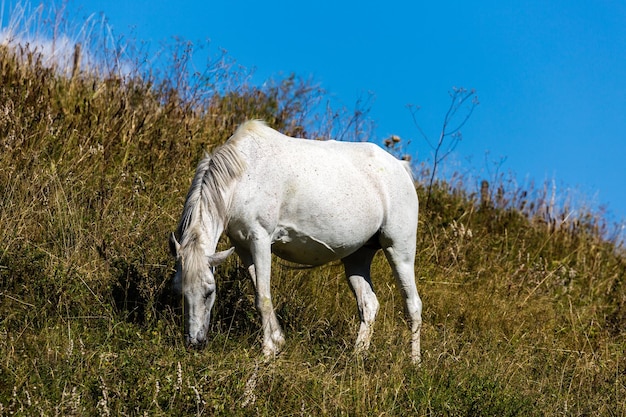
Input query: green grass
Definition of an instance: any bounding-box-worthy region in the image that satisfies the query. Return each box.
[1,17,625,415]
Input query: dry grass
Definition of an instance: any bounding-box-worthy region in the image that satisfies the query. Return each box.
[1,6,625,415]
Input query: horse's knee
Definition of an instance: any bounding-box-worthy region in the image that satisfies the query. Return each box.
[255,294,273,314]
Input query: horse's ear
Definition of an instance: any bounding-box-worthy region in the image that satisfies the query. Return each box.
[169,232,181,257]
[207,247,235,266]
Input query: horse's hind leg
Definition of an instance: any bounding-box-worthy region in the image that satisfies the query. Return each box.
[382,243,422,364]
[342,247,379,355]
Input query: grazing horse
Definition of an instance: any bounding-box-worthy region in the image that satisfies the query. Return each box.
[169,120,422,363]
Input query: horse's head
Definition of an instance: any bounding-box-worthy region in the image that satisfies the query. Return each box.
[169,232,234,348]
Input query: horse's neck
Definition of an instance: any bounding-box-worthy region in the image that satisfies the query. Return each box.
[183,161,238,251]
[196,209,226,251]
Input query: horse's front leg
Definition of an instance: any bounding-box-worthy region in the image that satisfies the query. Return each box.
[248,236,285,358]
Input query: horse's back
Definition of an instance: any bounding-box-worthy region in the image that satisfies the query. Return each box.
[233,123,413,195]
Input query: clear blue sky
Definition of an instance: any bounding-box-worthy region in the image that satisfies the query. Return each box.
[6,1,626,231]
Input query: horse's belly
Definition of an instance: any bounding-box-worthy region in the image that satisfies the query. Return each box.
[269,226,369,266]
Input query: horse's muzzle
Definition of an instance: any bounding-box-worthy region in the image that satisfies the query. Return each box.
[185,335,207,349]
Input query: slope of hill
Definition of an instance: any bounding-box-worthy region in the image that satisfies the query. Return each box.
[0,37,624,416]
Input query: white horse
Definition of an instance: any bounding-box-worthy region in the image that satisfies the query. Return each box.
[169,120,422,363]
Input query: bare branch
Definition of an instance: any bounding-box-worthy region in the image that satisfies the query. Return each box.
[408,104,435,149]
[409,87,479,208]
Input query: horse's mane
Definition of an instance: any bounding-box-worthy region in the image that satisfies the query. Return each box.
[176,136,247,241]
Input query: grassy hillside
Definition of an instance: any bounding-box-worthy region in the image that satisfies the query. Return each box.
[1,36,625,416]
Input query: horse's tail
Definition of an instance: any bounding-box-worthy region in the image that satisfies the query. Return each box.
[401,159,414,181]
